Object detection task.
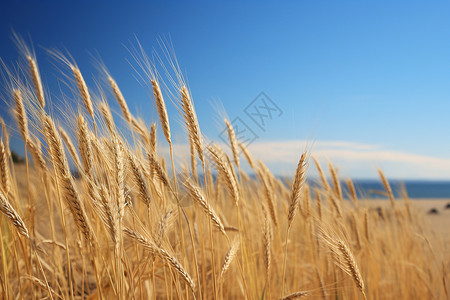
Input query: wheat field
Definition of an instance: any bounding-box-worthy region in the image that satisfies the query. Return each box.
[0,40,448,300]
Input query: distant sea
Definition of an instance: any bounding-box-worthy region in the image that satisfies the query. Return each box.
[308,180,450,199]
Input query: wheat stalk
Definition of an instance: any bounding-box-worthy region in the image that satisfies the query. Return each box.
[224,119,240,168]
[72,66,94,120]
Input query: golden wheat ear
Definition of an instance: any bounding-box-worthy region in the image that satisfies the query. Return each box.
[181,86,204,163]
[224,119,240,168]
[319,227,367,300]
[151,79,171,144]
[288,152,307,228]
[219,236,240,282]
[0,190,29,238]
[280,291,308,299]
[26,55,45,108]
[184,178,226,236]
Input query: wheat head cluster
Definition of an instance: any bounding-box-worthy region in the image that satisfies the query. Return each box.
[0,38,448,300]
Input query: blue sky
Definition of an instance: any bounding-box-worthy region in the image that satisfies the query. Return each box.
[1,1,450,179]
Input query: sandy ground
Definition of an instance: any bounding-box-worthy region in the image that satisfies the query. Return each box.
[359,198,450,246]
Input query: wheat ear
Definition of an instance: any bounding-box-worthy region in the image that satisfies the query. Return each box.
[346,178,358,208]
[43,115,94,244]
[59,127,82,169]
[378,169,395,207]
[100,101,116,134]
[329,163,342,201]
[258,169,278,226]
[181,86,204,162]
[224,119,240,168]
[280,291,308,299]
[0,140,11,194]
[124,228,196,294]
[127,150,151,206]
[151,79,171,144]
[220,236,240,281]
[320,229,367,300]
[107,76,130,124]
[14,89,30,142]
[77,114,93,175]
[238,142,255,169]
[184,178,226,236]
[0,190,29,238]
[287,152,307,228]
[208,144,240,206]
[72,66,94,120]
[27,55,45,108]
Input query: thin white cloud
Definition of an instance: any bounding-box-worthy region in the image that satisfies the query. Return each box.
[159,140,450,179]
